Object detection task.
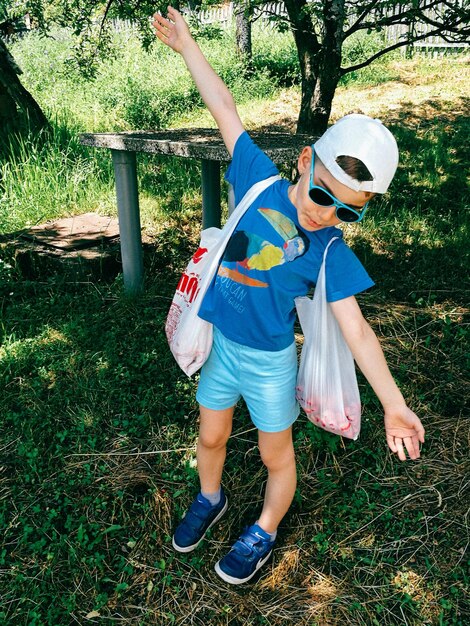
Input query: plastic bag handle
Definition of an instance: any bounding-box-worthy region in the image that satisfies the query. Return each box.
[221,175,282,237]
[316,236,340,293]
[193,174,282,314]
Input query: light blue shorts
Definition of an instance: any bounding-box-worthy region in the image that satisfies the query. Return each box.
[196,327,299,433]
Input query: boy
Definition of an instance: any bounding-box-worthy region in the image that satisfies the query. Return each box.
[152,7,425,585]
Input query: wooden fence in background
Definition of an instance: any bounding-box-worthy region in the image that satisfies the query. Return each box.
[174,1,468,56]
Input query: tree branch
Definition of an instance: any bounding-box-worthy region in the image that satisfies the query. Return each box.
[98,0,117,40]
[344,0,382,38]
[341,25,465,75]
[284,0,319,44]
[413,11,469,36]
[251,7,292,28]
[345,0,464,38]
[352,14,468,38]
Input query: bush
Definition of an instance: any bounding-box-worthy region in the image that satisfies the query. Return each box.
[9,26,285,133]
[340,30,401,85]
[251,26,300,86]
[0,118,114,233]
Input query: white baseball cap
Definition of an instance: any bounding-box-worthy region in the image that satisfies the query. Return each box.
[314,114,399,193]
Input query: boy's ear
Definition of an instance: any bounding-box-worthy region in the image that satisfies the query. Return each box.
[297,146,313,176]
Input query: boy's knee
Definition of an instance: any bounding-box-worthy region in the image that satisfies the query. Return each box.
[198,430,229,450]
[260,444,295,471]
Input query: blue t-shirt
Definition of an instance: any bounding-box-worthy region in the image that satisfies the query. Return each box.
[198,132,374,351]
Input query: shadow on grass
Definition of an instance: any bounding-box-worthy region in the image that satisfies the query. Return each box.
[346,99,469,305]
[1,221,468,625]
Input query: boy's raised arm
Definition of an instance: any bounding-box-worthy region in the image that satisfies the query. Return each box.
[152,6,245,156]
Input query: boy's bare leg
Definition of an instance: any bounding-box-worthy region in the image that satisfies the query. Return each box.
[197,405,234,493]
[257,427,296,534]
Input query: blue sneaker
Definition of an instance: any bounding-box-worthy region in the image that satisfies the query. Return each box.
[172,490,228,553]
[214,524,275,584]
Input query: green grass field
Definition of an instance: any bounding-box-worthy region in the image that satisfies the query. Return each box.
[0,24,469,626]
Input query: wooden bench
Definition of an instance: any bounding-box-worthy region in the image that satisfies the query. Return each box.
[79,128,312,295]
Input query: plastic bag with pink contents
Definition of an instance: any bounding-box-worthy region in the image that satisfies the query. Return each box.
[165,175,281,377]
[295,238,361,440]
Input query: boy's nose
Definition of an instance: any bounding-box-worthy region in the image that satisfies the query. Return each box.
[318,205,337,221]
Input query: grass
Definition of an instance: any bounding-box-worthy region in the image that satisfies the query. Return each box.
[0,119,115,233]
[0,25,469,626]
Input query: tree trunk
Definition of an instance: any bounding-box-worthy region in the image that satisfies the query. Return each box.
[0,82,17,122]
[285,0,345,136]
[298,49,342,135]
[235,1,253,73]
[0,39,49,133]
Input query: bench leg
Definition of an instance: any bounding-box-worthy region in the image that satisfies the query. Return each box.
[201,159,221,229]
[111,150,144,296]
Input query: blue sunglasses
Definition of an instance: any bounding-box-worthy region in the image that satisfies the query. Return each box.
[309,147,369,223]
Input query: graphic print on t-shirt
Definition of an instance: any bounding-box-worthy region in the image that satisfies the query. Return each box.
[217,208,310,287]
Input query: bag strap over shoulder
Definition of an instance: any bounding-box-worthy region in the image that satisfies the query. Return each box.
[194,175,282,313]
[322,236,340,263]
[223,175,282,236]
[314,236,341,296]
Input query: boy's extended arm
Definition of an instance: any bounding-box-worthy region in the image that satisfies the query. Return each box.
[152,7,244,156]
[330,296,425,461]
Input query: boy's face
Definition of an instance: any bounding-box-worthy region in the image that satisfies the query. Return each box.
[292,147,372,232]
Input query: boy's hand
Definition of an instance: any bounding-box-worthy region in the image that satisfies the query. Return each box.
[152,6,192,53]
[384,405,425,461]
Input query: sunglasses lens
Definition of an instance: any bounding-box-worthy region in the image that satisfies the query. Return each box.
[309,187,334,206]
[309,180,366,224]
[336,206,359,223]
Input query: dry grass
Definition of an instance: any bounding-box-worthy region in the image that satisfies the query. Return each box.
[182,56,469,134]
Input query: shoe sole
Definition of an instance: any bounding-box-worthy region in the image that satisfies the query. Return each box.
[172,497,228,553]
[214,547,274,584]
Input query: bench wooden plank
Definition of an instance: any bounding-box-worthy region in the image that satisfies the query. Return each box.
[79,129,312,162]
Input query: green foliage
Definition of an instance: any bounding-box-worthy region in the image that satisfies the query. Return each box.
[1,255,467,622]
[343,29,388,66]
[252,26,299,87]
[8,26,280,133]
[0,24,469,624]
[3,0,467,136]
[252,27,400,89]
[0,117,114,233]
[340,30,401,85]
[190,19,224,41]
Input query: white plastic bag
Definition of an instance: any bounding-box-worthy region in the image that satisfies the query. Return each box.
[295,238,361,439]
[165,175,281,377]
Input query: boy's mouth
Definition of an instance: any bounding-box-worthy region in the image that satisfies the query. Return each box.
[306,217,322,228]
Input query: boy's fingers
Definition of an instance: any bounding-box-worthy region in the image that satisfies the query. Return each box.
[413,437,421,458]
[418,424,425,443]
[152,23,167,40]
[154,30,167,44]
[394,439,407,461]
[387,433,421,461]
[386,434,397,453]
[167,6,179,17]
[408,418,425,444]
[153,14,168,28]
[152,15,172,39]
[404,436,420,460]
